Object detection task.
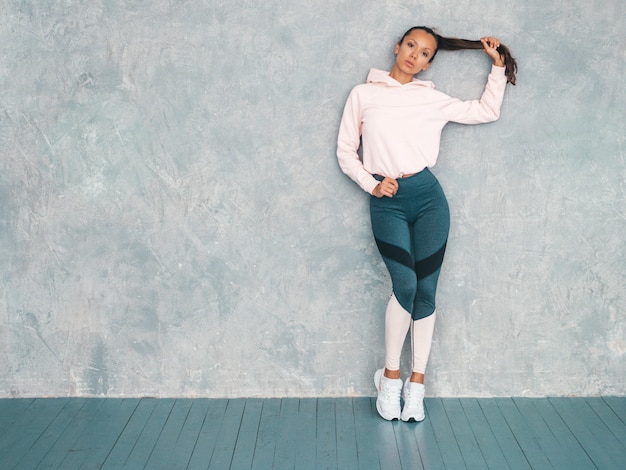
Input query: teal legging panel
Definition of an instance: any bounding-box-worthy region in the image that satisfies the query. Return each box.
[370,169,450,320]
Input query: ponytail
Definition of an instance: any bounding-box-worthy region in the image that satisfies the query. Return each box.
[400,26,518,85]
[438,36,518,85]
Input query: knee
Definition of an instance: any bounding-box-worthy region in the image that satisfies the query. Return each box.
[393,277,417,313]
[412,300,436,320]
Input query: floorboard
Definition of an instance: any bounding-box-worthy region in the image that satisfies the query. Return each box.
[271,398,300,470]
[316,398,338,468]
[144,398,195,469]
[291,398,317,470]
[100,398,158,469]
[0,396,623,469]
[164,399,213,469]
[61,398,139,469]
[604,396,626,423]
[373,419,402,470]
[335,398,359,470]
[512,398,576,470]
[586,397,626,446]
[122,398,176,469]
[550,397,625,470]
[250,398,280,470]
[428,398,467,469]
[459,398,509,470]
[496,397,554,469]
[0,398,69,469]
[37,398,107,469]
[0,398,35,438]
[13,399,88,470]
[411,400,446,470]
[478,398,532,470]
[352,397,381,469]
[208,399,246,470]
[187,398,228,469]
[230,398,263,470]
[393,418,424,470]
[530,398,597,469]
[443,398,489,469]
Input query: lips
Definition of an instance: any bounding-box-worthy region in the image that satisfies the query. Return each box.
[404,60,414,68]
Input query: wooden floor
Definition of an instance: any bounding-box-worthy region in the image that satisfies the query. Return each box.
[0,397,624,469]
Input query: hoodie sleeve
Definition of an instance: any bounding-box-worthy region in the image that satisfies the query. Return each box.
[440,65,507,124]
[336,87,380,194]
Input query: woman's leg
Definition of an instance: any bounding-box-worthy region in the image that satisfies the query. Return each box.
[370,196,414,420]
[410,312,437,382]
[400,311,436,422]
[384,293,412,376]
[409,177,449,381]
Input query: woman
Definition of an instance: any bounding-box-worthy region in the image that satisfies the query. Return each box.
[336,26,516,421]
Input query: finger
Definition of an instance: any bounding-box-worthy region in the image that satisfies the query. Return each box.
[382,179,396,192]
[385,184,396,197]
[482,37,500,49]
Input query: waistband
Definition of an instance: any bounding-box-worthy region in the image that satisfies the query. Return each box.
[373,169,428,182]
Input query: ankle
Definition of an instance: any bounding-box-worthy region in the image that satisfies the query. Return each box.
[384,368,401,380]
[410,372,425,384]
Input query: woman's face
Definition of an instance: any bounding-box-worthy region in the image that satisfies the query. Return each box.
[392,29,437,80]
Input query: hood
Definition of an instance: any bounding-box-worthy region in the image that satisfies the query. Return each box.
[366,68,435,89]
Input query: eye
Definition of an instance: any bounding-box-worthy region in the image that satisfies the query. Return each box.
[422,52,429,57]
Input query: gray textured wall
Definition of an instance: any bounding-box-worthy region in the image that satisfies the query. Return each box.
[1,0,624,398]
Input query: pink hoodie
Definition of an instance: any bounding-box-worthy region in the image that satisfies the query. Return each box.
[337,65,507,194]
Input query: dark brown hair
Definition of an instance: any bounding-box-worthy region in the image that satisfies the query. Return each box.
[400,26,518,85]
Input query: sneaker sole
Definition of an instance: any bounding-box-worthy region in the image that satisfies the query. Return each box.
[401,414,425,423]
[377,402,400,421]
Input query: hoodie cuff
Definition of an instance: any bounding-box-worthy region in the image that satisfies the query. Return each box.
[365,177,380,195]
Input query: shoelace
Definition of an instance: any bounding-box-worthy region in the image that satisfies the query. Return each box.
[380,381,402,402]
[404,384,424,409]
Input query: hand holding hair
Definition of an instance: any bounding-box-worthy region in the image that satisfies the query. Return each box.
[441,34,517,85]
[438,33,517,84]
[481,36,505,67]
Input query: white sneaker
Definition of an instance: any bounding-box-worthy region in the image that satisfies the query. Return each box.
[374,369,402,420]
[401,379,425,422]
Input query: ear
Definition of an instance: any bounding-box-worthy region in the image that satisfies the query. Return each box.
[421,62,432,72]
[394,42,400,54]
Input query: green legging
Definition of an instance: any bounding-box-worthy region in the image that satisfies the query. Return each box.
[370,169,450,320]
